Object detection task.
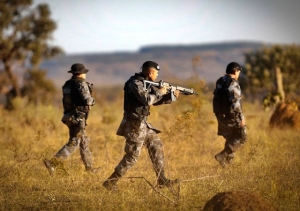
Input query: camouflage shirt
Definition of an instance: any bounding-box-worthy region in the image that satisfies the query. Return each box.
[213,74,244,134]
[227,75,244,124]
[62,76,95,113]
[76,79,95,107]
[128,74,172,106]
[116,72,173,137]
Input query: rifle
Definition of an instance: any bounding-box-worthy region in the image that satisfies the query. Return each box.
[143,79,198,101]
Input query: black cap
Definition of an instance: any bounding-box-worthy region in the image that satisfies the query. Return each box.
[68,63,89,74]
[141,61,160,71]
[226,62,242,74]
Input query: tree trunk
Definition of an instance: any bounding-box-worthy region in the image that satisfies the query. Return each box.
[275,66,285,101]
[4,60,21,97]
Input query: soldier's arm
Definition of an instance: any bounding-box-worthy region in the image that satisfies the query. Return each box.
[152,91,172,105]
[130,80,169,106]
[228,81,245,126]
[78,82,95,106]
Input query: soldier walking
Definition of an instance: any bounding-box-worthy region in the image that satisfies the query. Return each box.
[103,61,180,190]
[213,62,247,167]
[44,63,100,175]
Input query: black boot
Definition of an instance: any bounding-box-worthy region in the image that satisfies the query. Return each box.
[43,158,56,175]
[226,153,235,164]
[215,151,228,167]
[103,171,121,191]
[157,171,179,188]
[43,157,62,175]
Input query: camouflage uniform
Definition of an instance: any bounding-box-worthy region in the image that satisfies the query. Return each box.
[44,63,99,174]
[103,72,177,189]
[213,74,246,166]
[56,76,95,167]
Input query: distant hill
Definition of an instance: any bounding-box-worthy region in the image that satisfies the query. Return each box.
[41,41,265,87]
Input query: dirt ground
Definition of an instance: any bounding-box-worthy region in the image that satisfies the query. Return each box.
[269,100,300,130]
[202,191,278,211]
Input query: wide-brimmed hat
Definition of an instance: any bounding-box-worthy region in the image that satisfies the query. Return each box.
[68,63,89,74]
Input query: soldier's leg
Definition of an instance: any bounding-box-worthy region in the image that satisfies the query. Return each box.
[215,133,236,167]
[223,129,244,164]
[145,129,178,187]
[103,140,143,190]
[224,133,243,154]
[215,149,228,167]
[44,124,81,175]
[55,124,81,159]
[215,127,246,167]
[103,120,147,190]
[115,140,143,176]
[75,118,100,172]
[79,132,101,172]
[145,129,164,176]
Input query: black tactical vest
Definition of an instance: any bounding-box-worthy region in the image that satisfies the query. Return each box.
[213,75,234,115]
[62,77,88,113]
[123,73,150,119]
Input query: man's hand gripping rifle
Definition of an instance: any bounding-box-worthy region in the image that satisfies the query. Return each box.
[143,80,198,101]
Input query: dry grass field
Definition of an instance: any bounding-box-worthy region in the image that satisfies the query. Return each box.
[0,81,299,211]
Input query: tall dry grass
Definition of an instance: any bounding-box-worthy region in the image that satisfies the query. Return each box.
[0,83,299,211]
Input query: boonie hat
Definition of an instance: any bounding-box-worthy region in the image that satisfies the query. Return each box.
[141,61,160,71]
[68,63,89,74]
[226,62,242,74]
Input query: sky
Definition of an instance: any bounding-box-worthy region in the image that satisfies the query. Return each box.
[33,0,300,54]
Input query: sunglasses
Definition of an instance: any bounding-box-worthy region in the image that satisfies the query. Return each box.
[235,67,242,71]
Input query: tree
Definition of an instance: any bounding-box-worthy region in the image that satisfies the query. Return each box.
[244,44,300,104]
[0,0,63,97]
[21,69,56,104]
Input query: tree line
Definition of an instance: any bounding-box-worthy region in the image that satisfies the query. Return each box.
[242,44,300,107]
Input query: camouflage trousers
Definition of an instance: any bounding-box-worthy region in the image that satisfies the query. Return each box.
[115,121,165,177]
[223,128,247,154]
[55,118,93,169]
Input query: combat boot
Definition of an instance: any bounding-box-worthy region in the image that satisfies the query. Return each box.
[215,151,227,167]
[86,166,101,173]
[43,158,57,175]
[157,171,179,188]
[103,171,121,191]
[226,153,235,164]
